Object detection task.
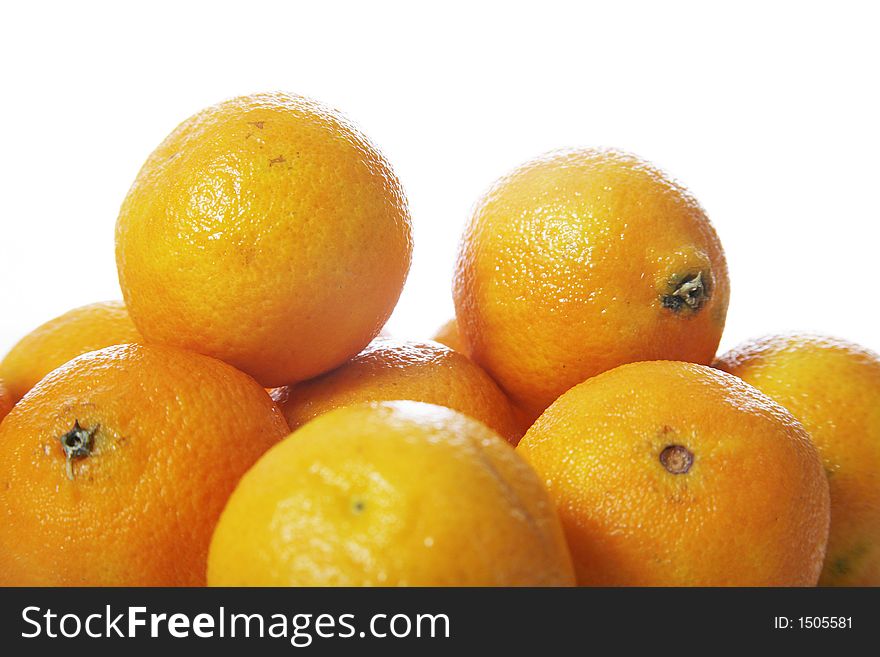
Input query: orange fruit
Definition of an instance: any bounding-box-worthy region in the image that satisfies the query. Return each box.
[454,148,729,419]
[716,334,880,586]
[208,401,575,586]
[272,337,520,443]
[116,92,412,387]
[0,379,12,424]
[428,323,539,436]
[517,361,830,586]
[0,301,141,402]
[0,343,289,586]
[432,318,468,354]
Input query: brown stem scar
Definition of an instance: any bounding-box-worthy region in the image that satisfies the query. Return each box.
[661,271,710,313]
[59,421,98,481]
[269,155,286,166]
[660,444,694,474]
[248,121,265,129]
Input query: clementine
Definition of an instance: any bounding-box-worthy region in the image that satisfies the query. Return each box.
[454,148,729,419]
[432,318,468,355]
[116,92,412,387]
[717,333,880,586]
[0,344,289,586]
[0,301,140,402]
[208,401,575,586]
[517,360,830,586]
[0,379,12,424]
[273,337,520,443]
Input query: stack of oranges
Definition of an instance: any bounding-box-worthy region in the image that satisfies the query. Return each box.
[1,92,877,587]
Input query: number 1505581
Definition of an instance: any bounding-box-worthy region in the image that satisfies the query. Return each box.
[774,617,852,629]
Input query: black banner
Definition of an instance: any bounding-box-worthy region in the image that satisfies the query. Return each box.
[0,587,875,653]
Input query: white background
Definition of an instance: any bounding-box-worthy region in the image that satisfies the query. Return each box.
[2,0,878,358]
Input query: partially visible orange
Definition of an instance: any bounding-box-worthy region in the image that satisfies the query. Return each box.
[208,401,575,586]
[273,338,520,443]
[717,333,880,586]
[0,301,141,402]
[0,379,12,423]
[0,343,289,586]
[432,318,468,355]
[116,92,412,387]
[517,360,830,586]
[455,148,729,419]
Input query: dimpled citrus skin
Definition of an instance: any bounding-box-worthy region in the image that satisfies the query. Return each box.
[716,334,880,586]
[454,148,729,419]
[116,92,412,387]
[0,344,289,586]
[432,318,469,355]
[208,401,575,586]
[273,338,520,443]
[0,380,12,423]
[517,361,830,586]
[0,301,141,402]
